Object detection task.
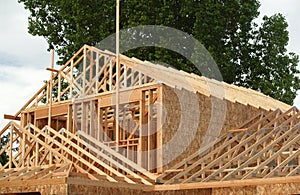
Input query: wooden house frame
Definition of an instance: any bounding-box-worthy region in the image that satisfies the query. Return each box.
[1,45,300,194]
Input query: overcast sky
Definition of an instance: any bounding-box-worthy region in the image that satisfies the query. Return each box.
[0,0,299,129]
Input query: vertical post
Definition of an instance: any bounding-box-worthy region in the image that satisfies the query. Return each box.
[148,90,153,171]
[124,64,127,87]
[20,113,24,128]
[27,124,30,166]
[96,54,99,94]
[90,100,95,138]
[22,125,25,167]
[48,50,54,165]
[35,140,39,166]
[139,72,142,85]
[109,58,113,91]
[90,51,93,93]
[115,0,120,149]
[156,86,163,173]
[9,122,13,169]
[83,45,87,95]
[46,82,49,104]
[98,103,102,141]
[48,49,54,127]
[58,71,61,102]
[104,107,108,142]
[66,105,72,132]
[72,102,77,163]
[81,102,86,134]
[34,112,37,126]
[70,60,74,99]
[138,91,146,168]
[131,65,135,86]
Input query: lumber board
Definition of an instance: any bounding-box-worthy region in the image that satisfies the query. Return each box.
[0,177,67,188]
[46,67,59,73]
[240,126,300,180]
[79,130,157,181]
[3,114,21,121]
[35,104,69,119]
[79,135,152,185]
[15,123,113,182]
[163,133,242,184]
[150,176,300,191]
[198,128,284,182]
[40,125,126,183]
[98,88,141,107]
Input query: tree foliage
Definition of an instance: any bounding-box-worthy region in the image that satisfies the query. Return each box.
[0,134,9,165]
[18,0,300,104]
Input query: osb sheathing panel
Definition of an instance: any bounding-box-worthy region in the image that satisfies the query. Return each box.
[256,183,300,195]
[68,184,144,195]
[68,185,212,195]
[212,186,256,195]
[212,183,300,195]
[161,85,265,170]
[144,189,212,195]
[0,184,67,195]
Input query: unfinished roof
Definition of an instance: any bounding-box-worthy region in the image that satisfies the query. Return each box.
[119,53,291,112]
[0,44,298,194]
[6,45,289,119]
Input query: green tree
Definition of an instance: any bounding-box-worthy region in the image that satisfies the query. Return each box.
[18,0,299,104]
[0,134,9,165]
[243,14,300,104]
[193,0,260,83]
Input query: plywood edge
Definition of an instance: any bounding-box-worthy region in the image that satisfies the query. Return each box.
[67,177,152,191]
[0,177,67,188]
[150,176,300,191]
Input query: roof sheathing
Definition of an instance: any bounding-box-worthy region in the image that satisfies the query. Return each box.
[118,52,290,112]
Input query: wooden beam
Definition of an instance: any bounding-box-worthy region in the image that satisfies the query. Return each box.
[78,130,156,181]
[46,67,59,73]
[4,114,20,121]
[161,133,241,184]
[156,86,163,173]
[48,49,55,127]
[227,128,248,133]
[150,175,300,192]
[9,122,13,169]
[79,132,152,185]
[20,123,117,183]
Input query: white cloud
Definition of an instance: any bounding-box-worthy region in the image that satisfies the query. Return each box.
[0,65,48,129]
[295,92,300,107]
[0,1,49,68]
[0,1,50,129]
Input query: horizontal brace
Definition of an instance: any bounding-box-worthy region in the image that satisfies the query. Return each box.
[4,114,20,121]
[46,68,59,73]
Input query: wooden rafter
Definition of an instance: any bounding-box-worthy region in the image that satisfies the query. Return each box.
[159,107,300,184]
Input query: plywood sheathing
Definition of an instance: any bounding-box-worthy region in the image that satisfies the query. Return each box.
[158,107,300,184]
[3,176,300,195]
[213,184,300,195]
[161,85,265,172]
[0,178,67,195]
[120,52,290,112]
